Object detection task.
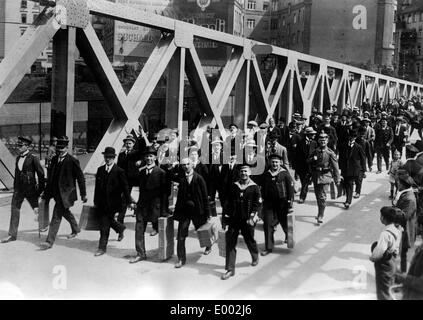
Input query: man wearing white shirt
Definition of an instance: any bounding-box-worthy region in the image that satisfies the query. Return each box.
[1,136,45,243]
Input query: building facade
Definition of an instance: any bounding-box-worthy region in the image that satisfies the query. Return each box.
[244,0,397,72]
[0,0,52,72]
[395,0,423,83]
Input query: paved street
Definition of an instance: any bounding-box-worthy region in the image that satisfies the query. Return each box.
[0,166,410,300]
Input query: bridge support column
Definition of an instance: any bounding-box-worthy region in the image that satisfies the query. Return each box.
[166,48,185,135]
[234,60,250,129]
[51,27,76,152]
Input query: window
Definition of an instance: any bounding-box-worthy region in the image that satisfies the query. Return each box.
[292,33,296,44]
[21,13,27,24]
[247,19,255,29]
[263,2,269,11]
[33,14,38,22]
[415,13,419,22]
[288,3,291,15]
[20,28,26,36]
[247,1,256,10]
[282,17,286,26]
[293,13,297,24]
[21,0,27,9]
[417,63,421,75]
[421,12,423,21]
[297,30,301,44]
[271,18,279,30]
[419,45,422,56]
[263,20,269,30]
[408,14,412,23]
[272,0,278,11]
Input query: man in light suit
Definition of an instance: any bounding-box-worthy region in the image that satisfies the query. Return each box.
[39,136,87,250]
[1,136,45,243]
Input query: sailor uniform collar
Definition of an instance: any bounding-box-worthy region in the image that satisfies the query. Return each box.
[235,179,256,190]
[268,167,286,176]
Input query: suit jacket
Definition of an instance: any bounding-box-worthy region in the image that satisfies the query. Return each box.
[392,124,408,148]
[138,165,167,220]
[208,153,225,196]
[94,164,133,214]
[339,143,366,177]
[395,189,417,250]
[14,153,45,196]
[294,137,317,174]
[375,126,394,149]
[45,154,86,209]
[117,149,141,187]
[278,125,290,148]
[173,171,210,223]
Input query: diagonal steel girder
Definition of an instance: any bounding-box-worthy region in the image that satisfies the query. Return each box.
[0,8,59,188]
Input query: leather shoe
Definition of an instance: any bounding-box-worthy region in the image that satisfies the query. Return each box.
[260,250,272,256]
[150,230,158,236]
[344,202,350,209]
[251,259,259,267]
[221,270,235,280]
[175,260,185,268]
[203,247,212,255]
[129,255,147,264]
[94,250,105,257]
[353,193,360,199]
[1,236,16,243]
[315,216,323,224]
[67,232,78,239]
[39,242,52,250]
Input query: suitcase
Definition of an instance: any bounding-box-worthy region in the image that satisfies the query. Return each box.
[287,213,295,249]
[197,222,214,248]
[38,199,50,231]
[158,216,174,260]
[78,205,101,231]
[217,229,226,257]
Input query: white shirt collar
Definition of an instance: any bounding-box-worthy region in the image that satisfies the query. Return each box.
[20,150,29,157]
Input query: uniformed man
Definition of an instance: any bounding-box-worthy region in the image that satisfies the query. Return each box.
[1,136,45,243]
[260,154,294,256]
[221,164,260,280]
[375,118,393,173]
[307,133,340,224]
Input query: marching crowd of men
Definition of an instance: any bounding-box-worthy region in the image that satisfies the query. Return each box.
[2,95,423,283]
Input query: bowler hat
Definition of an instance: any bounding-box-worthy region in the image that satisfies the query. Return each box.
[259,123,268,129]
[228,123,238,129]
[56,136,69,149]
[245,140,257,148]
[247,120,258,127]
[123,134,136,143]
[17,136,32,145]
[211,137,224,145]
[102,147,117,157]
[142,146,157,156]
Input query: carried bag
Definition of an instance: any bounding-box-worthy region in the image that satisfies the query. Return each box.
[78,205,101,231]
[217,229,226,258]
[197,222,214,248]
[287,213,295,249]
[158,216,174,260]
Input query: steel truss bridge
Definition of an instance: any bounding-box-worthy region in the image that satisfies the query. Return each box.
[0,0,422,188]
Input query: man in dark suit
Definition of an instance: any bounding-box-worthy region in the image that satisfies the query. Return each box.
[391,116,408,158]
[338,130,366,209]
[130,147,168,263]
[295,127,317,203]
[277,117,290,148]
[117,134,141,224]
[267,117,281,139]
[39,136,87,250]
[260,154,294,256]
[173,157,211,268]
[93,147,135,256]
[375,118,393,173]
[1,136,45,243]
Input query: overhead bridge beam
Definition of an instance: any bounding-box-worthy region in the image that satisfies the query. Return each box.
[0,0,423,178]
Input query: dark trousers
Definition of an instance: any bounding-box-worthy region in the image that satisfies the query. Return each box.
[355,173,363,195]
[176,217,192,263]
[99,209,125,251]
[263,201,288,251]
[135,212,148,257]
[344,176,356,204]
[8,191,39,238]
[377,147,390,171]
[225,221,258,272]
[374,258,395,300]
[117,186,133,224]
[313,182,329,218]
[46,198,80,245]
[298,172,311,201]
